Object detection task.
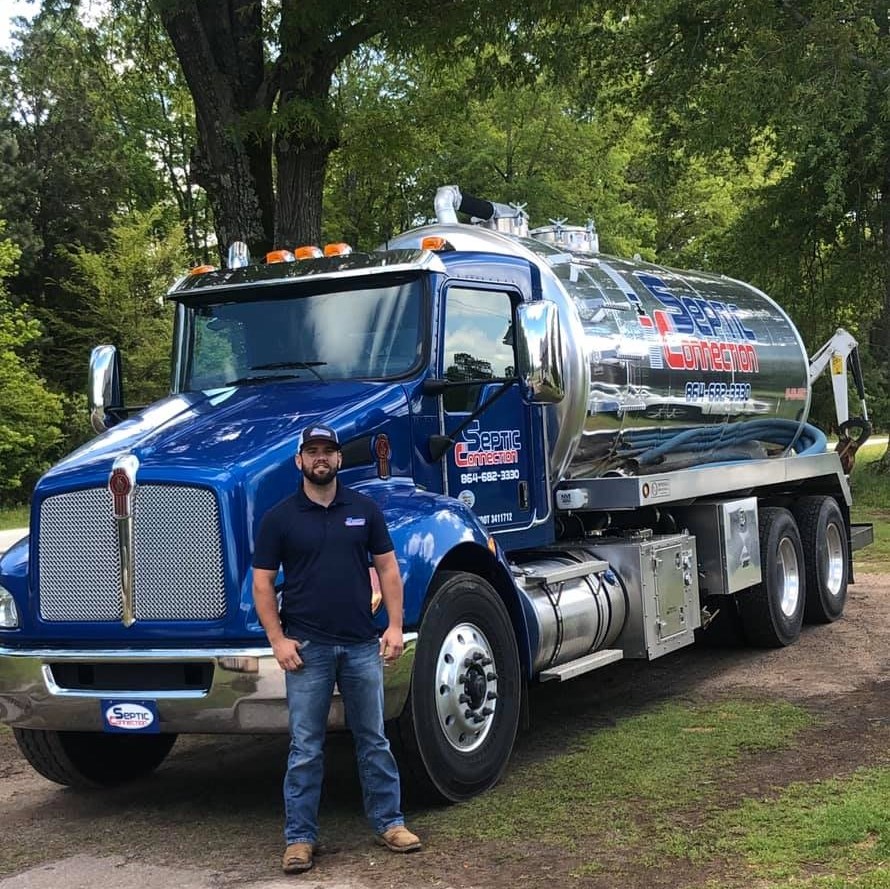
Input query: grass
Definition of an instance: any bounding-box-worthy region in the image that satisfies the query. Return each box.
[660,766,890,887]
[850,442,890,568]
[416,696,890,889]
[420,699,812,848]
[0,505,28,531]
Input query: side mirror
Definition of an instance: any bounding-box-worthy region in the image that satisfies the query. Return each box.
[88,345,124,433]
[515,302,565,404]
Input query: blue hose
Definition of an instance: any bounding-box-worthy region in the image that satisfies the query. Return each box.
[619,420,827,467]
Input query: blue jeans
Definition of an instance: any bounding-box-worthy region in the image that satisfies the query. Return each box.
[283,638,404,844]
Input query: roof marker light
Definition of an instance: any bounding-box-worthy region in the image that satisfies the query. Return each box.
[421,236,451,251]
[266,249,295,263]
[188,264,217,276]
[294,245,323,260]
[323,242,353,257]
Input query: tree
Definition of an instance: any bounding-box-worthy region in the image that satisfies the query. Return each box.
[59,206,185,405]
[0,232,63,505]
[323,50,664,256]
[149,0,594,257]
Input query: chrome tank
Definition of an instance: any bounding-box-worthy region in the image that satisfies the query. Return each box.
[515,553,627,673]
[385,225,811,483]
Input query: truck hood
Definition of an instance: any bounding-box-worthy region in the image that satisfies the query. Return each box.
[40,381,408,489]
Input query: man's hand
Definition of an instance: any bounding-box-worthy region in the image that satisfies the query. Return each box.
[379,626,404,661]
[272,636,304,672]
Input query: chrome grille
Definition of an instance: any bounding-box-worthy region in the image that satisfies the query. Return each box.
[39,486,226,622]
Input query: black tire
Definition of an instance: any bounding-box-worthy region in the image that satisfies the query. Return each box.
[792,495,848,624]
[391,571,521,802]
[738,507,805,648]
[12,728,177,788]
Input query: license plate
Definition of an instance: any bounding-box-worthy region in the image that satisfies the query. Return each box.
[100,699,160,733]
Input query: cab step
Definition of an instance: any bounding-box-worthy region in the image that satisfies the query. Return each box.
[538,648,624,682]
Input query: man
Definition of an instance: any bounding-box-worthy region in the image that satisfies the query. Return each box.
[252,424,421,875]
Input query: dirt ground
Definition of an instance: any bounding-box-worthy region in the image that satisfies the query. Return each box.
[1,572,889,888]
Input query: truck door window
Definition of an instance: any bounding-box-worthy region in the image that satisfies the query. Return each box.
[443,287,516,413]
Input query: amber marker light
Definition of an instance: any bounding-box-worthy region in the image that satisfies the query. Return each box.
[188,264,216,275]
[420,236,451,251]
[265,249,295,263]
[294,245,323,259]
[323,242,353,257]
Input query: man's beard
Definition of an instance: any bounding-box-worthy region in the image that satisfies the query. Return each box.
[302,462,338,486]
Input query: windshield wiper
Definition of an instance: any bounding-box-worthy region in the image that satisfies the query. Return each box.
[250,361,327,383]
[221,373,303,386]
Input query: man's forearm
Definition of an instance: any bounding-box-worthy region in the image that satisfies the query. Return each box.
[253,579,285,643]
[378,573,404,629]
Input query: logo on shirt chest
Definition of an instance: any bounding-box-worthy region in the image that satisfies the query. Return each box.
[345,516,366,527]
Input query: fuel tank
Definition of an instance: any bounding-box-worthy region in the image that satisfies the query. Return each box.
[386,224,811,483]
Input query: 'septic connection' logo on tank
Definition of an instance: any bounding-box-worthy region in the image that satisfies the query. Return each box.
[634,272,760,374]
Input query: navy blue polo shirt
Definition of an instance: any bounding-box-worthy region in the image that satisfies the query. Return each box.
[252,482,394,644]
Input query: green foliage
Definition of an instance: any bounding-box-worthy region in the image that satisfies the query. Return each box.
[0,234,63,505]
[60,206,186,406]
[849,442,890,567]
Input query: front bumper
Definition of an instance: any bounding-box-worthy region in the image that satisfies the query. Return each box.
[0,635,416,733]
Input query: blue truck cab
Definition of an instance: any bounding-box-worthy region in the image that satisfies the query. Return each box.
[0,187,870,800]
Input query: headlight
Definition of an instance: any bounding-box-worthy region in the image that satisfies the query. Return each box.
[0,585,19,628]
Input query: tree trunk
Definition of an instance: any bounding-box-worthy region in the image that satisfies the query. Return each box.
[156,1,274,261]
[275,138,335,248]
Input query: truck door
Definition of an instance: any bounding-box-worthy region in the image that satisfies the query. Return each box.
[439,283,540,533]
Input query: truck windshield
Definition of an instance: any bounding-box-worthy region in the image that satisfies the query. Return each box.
[182,279,423,391]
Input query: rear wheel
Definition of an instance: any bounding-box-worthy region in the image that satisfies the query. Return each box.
[738,507,805,648]
[13,728,177,788]
[392,571,521,802]
[793,495,848,623]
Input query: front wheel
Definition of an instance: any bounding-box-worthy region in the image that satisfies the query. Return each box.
[738,507,805,648]
[13,728,177,788]
[392,571,521,802]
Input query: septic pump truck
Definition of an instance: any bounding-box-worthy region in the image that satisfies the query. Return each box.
[0,185,873,802]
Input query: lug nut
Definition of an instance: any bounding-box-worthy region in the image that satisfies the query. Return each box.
[472,652,484,661]
[458,694,470,704]
[480,657,492,666]
[464,709,474,719]
[481,707,494,716]
[458,674,467,683]
[486,672,497,681]
[486,691,498,700]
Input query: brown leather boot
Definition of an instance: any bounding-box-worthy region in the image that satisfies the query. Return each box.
[375,825,422,853]
[282,842,314,873]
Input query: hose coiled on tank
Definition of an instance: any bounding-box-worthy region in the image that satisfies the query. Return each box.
[617,419,826,468]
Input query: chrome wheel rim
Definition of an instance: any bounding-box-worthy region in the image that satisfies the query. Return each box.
[778,537,801,618]
[823,522,845,597]
[434,623,498,752]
